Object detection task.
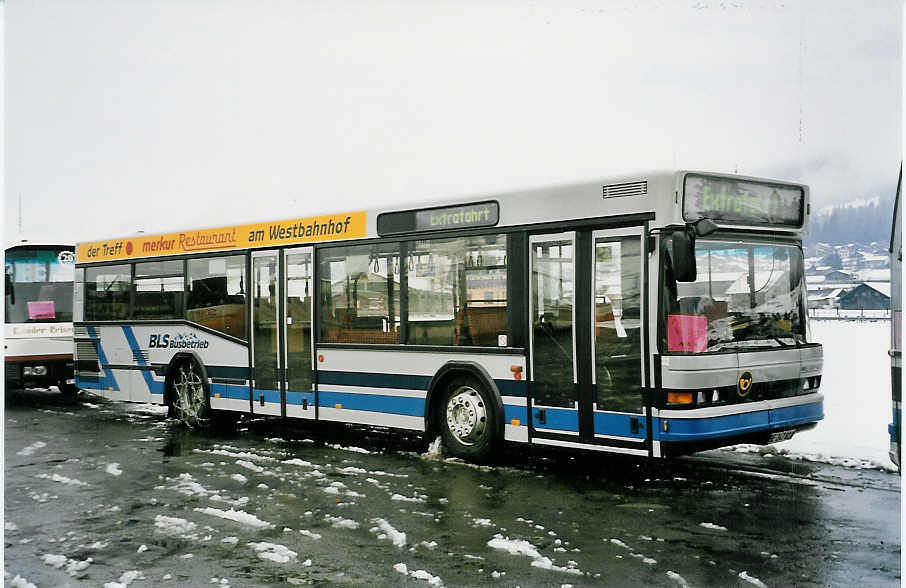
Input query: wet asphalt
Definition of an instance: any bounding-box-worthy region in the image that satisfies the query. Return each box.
[4,388,900,587]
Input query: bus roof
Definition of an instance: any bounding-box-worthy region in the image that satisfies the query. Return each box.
[76,169,810,264]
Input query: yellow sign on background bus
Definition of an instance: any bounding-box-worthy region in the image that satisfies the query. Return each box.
[77,211,367,263]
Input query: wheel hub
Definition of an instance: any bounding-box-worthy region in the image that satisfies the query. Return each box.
[445,386,487,446]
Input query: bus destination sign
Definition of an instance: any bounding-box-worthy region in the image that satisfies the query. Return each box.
[377,201,499,236]
[683,174,804,228]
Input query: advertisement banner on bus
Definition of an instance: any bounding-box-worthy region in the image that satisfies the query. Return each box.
[77,211,367,263]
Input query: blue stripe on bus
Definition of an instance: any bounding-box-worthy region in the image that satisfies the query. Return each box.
[223,388,315,405]
[121,326,163,395]
[211,383,250,401]
[593,411,646,439]
[86,326,119,391]
[769,400,824,428]
[252,389,282,404]
[653,401,824,442]
[319,370,526,397]
[532,407,579,432]
[504,404,527,424]
[318,391,425,417]
[286,391,315,406]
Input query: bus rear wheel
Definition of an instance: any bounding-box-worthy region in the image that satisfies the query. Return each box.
[439,376,496,461]
[169,358,210,429]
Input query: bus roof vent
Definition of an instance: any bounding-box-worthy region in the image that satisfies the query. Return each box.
[602,181,647,199]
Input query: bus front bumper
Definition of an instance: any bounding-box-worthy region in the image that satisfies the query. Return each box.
[653,393,823,457]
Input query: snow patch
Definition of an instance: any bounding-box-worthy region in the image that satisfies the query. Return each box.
[699,522,728,531]
[248,541,298,563]
[194,507,275,529]
[324,514,359,529]
[231,473,248,483]
[17,441,47,456]
[391,492,426,504]
[421,436,444,461]
[193,448,277,462]
[40,554,93,576]
[106,463,123,476]
[370,518,407,548]
[103,570,145,588]
[9,575,37,588]
[667,571,690,587]
[154,514,198,535]
[739,571,768,587]
[393,563,442,585]
[36,473,88,486]
[488,534,581,575]
[327,443,373,454]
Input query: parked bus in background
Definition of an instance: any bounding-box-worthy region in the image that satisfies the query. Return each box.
[889,165,901,470]
[5,242,79,398]
[73,170,823,461]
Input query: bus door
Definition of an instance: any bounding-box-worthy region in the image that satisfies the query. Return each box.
[251,250,283,416]
[588,228,647,453]
[529,229,648,454]
[283,247,315,420]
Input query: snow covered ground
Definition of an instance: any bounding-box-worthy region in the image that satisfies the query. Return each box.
[731,319,896,471]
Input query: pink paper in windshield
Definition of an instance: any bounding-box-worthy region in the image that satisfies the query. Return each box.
[27,300,56,320]
[667,314,707,352]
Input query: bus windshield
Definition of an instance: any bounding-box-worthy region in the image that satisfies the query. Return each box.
[663,240,807,353]
[5,247,75,324]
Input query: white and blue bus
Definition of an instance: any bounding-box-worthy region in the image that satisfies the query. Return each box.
[5,242,79,398]
[73,170,823,460]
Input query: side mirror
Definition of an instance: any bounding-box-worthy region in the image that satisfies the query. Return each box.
[693,218,718,237]
[671,227,697,282]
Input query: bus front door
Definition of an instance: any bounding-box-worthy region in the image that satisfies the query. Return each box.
[251,251,282,416]
[283,247,315,420]
[529,228,648,455]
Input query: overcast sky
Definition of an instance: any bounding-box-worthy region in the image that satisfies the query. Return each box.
[4,0,902,244]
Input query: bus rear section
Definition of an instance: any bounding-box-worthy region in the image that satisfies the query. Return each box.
[5,244,78,396]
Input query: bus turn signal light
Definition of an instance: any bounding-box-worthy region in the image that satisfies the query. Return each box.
[510,365,523,381]
[667,392,693,405]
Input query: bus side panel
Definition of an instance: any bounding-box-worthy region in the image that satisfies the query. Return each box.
[316,348,528,440]
[78,323,250,410]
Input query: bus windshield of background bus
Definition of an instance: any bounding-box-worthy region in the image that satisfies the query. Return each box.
[662,241,806,352]
[4,248,75,324]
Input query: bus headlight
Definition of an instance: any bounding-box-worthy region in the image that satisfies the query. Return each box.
[23,366,47,376]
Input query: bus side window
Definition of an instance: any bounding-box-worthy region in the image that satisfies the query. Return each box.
[186,256,247,340]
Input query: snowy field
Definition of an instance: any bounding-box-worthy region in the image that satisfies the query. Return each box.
[730,319,897,471]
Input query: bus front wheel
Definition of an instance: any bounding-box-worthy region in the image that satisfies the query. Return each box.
[169,358,210,429]
[440,376,496,461]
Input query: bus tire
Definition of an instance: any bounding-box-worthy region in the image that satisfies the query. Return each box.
[168,356,210,429]
[439,375,497,462]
